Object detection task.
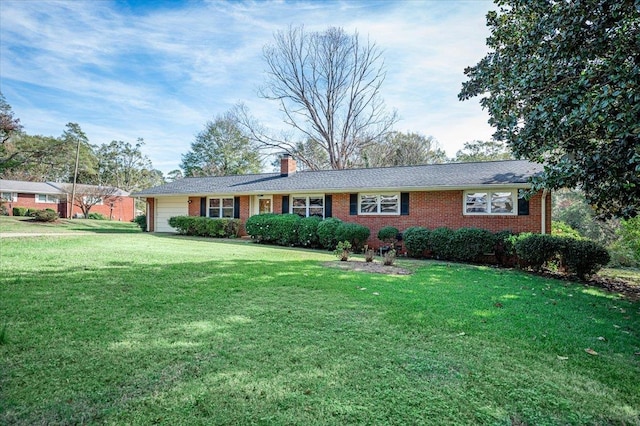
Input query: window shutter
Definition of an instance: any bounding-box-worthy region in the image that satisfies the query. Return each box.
[518,197,530,216]
[400,192,410,216]
[324,195,332,218]
[200,197,206,217]
[234,197,240,219]
[349,194,358,215]
[282,195,289,214]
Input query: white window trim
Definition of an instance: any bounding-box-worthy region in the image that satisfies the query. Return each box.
[207,196,235,218]
[0,192,17,202]
[358,193,401,216]
[290,194,325,218]
[36,194,59,204]
[463,190,518,216]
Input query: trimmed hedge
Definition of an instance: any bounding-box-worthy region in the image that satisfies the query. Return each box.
[168,216,240,238]
[335,222,370,252]
[298,216,322,247]
[403,226,430,258]
[430,227,455,260]
[559,237,610,279]
[513,233,610,278]
[245,213,301,246]
[449,227,496,262]
[513,233,560,271]
[12,207,28,216]
[317,218,343,250]
[377,226,399,245]
[33,209,58,222]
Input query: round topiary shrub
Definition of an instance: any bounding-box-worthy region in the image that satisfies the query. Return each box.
[558,237,610,279]
[297,216,322,247]
[377,226,399,245]
[513,233,561,271]
[335,222,370,252]
[429,227,455,260]
[33,209,58,222]
[449,227,497,263]
[403,226,430,258]
[317,218,343,250]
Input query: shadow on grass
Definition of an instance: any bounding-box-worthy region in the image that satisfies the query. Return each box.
[2,252,639,425]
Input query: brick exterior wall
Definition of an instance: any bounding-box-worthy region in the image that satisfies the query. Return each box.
[150,190,551,245]
[330,190,550,248]
[188,197,200,216]
[5,193,135,221]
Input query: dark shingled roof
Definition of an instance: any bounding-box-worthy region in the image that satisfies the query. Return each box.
[133,160,543,197]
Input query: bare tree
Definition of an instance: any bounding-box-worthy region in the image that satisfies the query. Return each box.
[359,132,447,167]
[244,26,397,170]
[59,183,122,219]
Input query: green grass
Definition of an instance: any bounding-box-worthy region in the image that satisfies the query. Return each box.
[0,215,141,234]
[1,234,639,425]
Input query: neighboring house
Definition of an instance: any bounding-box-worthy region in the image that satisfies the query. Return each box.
[0,180,135,221]
[134,157,551,245]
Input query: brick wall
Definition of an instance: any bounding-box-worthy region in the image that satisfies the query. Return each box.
[188,197,200,216]
[330,190,550,248]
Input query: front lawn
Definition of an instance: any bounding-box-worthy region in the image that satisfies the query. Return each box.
[1,234,638,424]
[0,215,141,234]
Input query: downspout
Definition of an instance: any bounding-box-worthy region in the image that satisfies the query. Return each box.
[541,189,549,234]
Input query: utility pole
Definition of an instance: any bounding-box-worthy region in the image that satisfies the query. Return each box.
[69,137,81,219]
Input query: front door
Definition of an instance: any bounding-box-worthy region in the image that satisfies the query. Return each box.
[258,197,272,214]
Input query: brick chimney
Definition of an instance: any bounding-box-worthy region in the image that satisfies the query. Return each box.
[280,154,297,177]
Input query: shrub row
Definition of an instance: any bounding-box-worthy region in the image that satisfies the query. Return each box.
[404,226,610,278]
[12,207,39,217]
[11,207,58,220]
[404,227,496,263]
[168,216,240,238]
[245,215,370,251]
[514,233,610,279]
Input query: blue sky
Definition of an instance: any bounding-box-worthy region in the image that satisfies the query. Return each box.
[0,0,496,175]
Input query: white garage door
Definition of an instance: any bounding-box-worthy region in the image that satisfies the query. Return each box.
[155,197,188,232]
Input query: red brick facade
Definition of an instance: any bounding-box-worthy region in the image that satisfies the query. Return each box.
[4,192,135,221]
[172,190,550,246]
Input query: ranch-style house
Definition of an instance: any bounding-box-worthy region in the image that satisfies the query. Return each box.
[134,157,550,246]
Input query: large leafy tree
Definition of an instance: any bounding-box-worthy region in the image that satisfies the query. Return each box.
[459,0,640,218]
[242,26,397,170]
[181,113,261,177]
[360,132,446,167]
[454,140,513,163]
[0,92,22,145]
[95,139,162,192]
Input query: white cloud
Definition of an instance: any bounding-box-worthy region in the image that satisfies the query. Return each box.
[0,0,496,174]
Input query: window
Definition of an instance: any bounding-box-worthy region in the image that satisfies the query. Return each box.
[0,192,16,202]
[209,197,234,218]
[359,193,399,215]
[291,195,324,218]
[464,190,515,215]
[36,194,59,203]
[82,196,103,205]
